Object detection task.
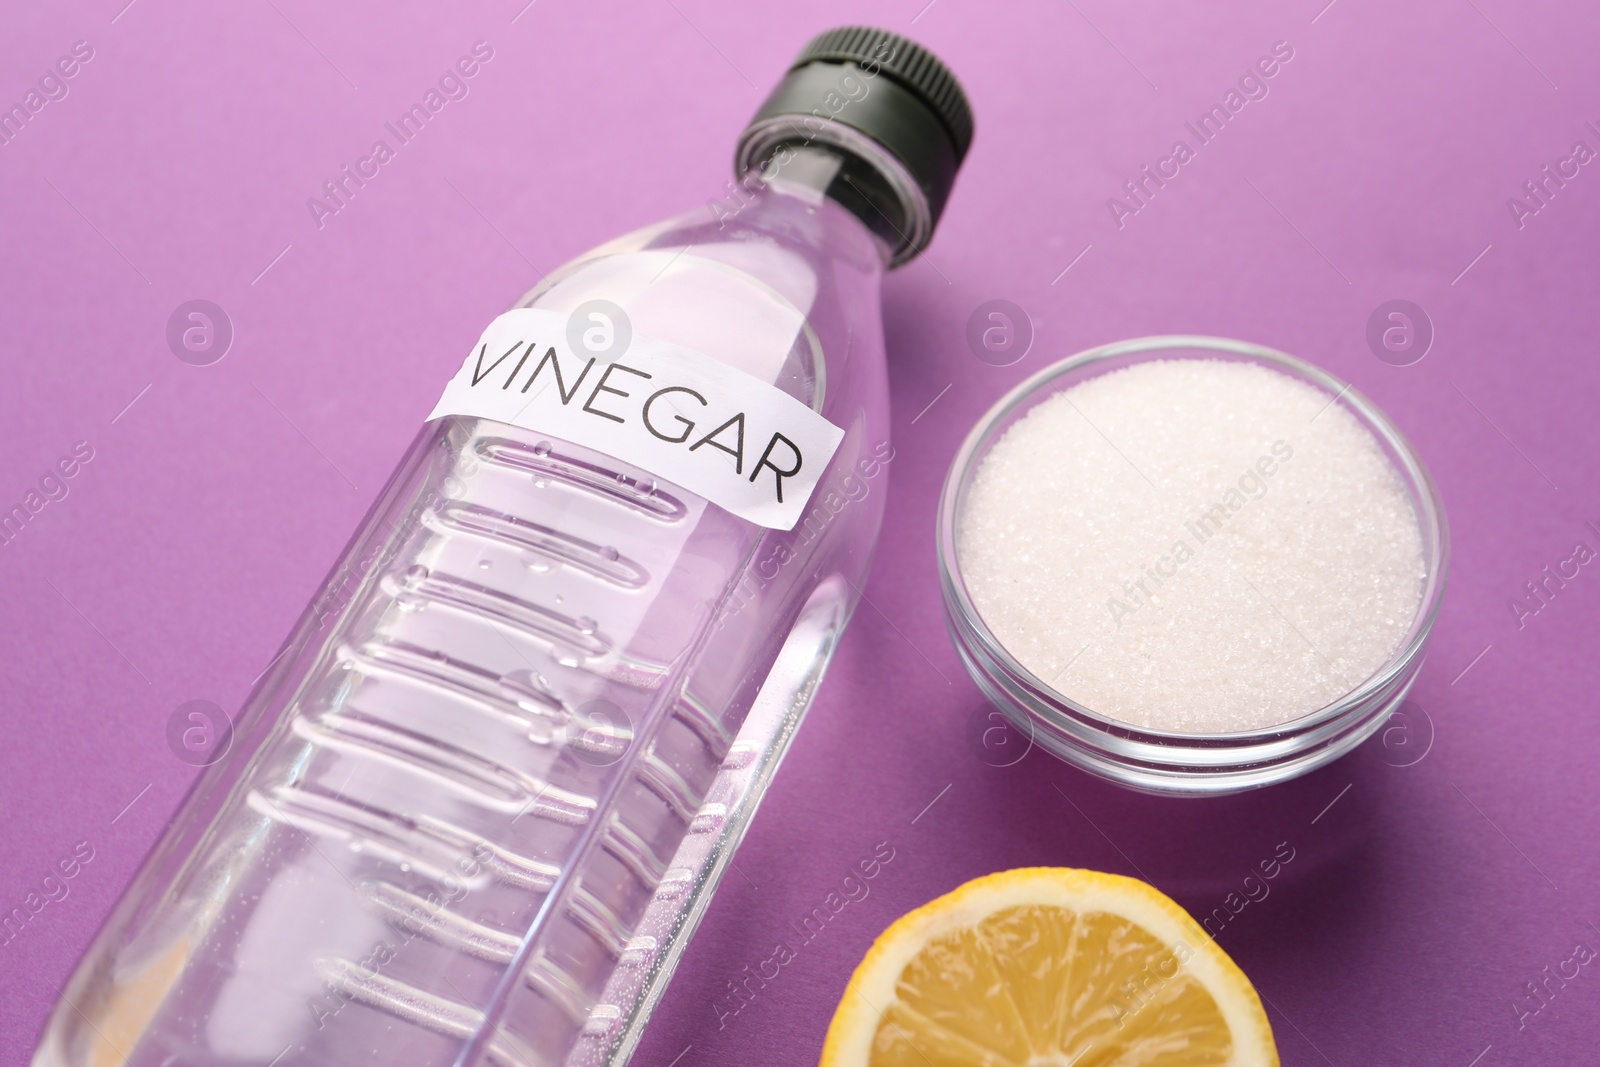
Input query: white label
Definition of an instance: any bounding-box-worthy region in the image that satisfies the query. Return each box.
[428,308,843,530]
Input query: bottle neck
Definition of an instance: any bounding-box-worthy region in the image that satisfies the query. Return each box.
[737,136,931,267]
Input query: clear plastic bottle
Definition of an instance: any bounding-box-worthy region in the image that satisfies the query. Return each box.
[35,27,971,1067]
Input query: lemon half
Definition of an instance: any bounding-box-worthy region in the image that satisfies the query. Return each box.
[820,867,1278,1067]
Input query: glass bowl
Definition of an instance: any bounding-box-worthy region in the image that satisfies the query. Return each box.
[936,336,1450,796]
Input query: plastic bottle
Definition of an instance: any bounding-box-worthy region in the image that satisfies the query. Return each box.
[34,26,972,1067]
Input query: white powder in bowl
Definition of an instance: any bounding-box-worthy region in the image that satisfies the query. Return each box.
[958,358,1426,733]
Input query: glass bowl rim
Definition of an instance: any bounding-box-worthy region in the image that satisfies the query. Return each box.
[935,334,1451,746]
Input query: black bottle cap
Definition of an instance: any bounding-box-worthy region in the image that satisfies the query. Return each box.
[736,27,974,265]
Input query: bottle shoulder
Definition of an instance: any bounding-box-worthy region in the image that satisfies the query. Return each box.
[508,188,887,415]
[515,187,885,330]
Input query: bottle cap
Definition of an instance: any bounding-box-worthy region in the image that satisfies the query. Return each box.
[736,27,974,265]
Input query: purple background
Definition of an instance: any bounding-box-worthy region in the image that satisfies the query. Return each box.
[2,0,1597,1063]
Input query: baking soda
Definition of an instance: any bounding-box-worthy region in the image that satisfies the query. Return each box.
[959,358,1426,733]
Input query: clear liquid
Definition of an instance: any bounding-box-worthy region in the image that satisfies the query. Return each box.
[86,422,752,1065]
[37,188,891,1067]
